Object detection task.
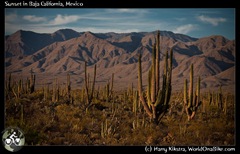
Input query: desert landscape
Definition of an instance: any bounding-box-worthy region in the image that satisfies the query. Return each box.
[4,29,235,146]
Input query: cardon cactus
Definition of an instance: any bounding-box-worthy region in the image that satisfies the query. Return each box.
[138,30,173,124]
[30,71,35,93]
[84,61,96,109]
[183,64,201,121]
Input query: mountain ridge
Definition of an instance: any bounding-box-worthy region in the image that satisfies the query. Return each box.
[5,29,235,93]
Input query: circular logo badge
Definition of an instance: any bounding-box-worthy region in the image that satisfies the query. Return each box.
[2,127,25,152]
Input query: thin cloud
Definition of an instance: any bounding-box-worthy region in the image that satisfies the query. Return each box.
[5,13,18,22]
[49,14,81,25]
[106,9,149,14]
[173,24,197,34]
[23,15,47,22]
[5,22,18,35]
[5,22,74,35]
[20,26,68,34]
[73,27,140,33]
[197,15,226,26]
[116,9,137,13]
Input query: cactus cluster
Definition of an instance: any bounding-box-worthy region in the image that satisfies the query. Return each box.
[138,30,173,123]
[205,85,227,114]
[7,71,37,99]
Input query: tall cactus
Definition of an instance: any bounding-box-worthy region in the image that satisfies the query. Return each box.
[43,82,49,101]
[17,79,22,98]
[217,85,223,110]
[84,62,96,109]
[30,70,35,93]
[156,30,160,95]
[133,90,138,115]
[224,94,228,115]
[52,78,59,102]
[110,73,114,99]
[104,73,114,102]
[66,73,71,100]
[138,30,173,124]
[208,90,212,105]
[25,78,30,94]
[183,64,201,121]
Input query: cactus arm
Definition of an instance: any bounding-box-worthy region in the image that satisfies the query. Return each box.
[184,78,191,121]
[156,30,160,94]
[184,79,188,106]
[164,49,173,105]
[155,89,162,107]
[110,73,114,98]
[138,54,153,117]
[151,44,156,103]
[189,64,193,108]
[90,64,96,101]
[147,67,152,108]
[195,76,200,107]
[169,48,173,83]
[84,61,90,105]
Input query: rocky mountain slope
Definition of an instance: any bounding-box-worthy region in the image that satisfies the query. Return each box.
[5,29,235,93]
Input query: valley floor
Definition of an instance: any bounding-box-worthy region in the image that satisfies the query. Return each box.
[5,90,235,146]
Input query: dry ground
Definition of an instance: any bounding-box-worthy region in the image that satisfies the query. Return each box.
[5,89,235,146]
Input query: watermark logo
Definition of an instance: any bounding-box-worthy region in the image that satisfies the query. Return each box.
[2,127,25,152]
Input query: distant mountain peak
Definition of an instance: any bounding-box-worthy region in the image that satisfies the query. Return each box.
[84,31,97,35]
[54,28,77,32]
[12,30,32,37]
[51,29,80,41]
[82,31,100,39]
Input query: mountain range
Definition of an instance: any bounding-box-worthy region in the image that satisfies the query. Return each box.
[5,29,235,93]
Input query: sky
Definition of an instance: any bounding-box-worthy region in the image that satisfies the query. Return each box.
[5,8,235,40]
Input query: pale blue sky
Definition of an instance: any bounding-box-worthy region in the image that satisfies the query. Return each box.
[5,8,235,40]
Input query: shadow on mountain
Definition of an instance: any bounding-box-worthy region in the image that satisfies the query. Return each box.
[207,57,234,71]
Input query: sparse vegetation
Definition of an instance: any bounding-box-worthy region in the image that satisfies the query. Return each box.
[5,85,235,145]
[5,30,235,146]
